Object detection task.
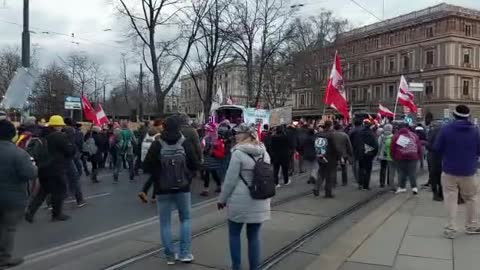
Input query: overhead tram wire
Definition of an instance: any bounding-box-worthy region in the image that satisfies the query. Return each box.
[348,0,383,22]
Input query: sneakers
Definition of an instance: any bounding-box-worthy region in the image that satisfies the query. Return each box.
[179,254,195,263]
[138,192,149,203]
[276,184,282,188]
[166,254,178,265]
[200,190,209,197]
[395,188,407,194]
[444,229,457,239]
[284,180,292,186]
[25,213,34,224]
[77,201,87,208]
[412,188,419,195]
[466,227,480,235]
[313,189,320,197]
[215,187,222,193]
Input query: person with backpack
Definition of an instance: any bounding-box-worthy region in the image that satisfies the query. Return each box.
[392,123,422,195]
[332,123,353,187]
[378,124,396,189]
[113,121,137,182]
[26,115,76,222]
[200,123,225,197]
[84,126,102,183]
[312,120,340,198]
[218,124,272,270]
[138,120,163,203]
[143,115,201,265]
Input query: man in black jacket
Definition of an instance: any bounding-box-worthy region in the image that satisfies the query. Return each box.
[271,126,291,187]
[350,119,379,190]
[143,115,200,264]
[296,124,310,173]
[313,121,340,198]
[26,115,76,222]
[426,121,443,201]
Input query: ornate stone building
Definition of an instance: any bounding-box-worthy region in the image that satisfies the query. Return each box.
[292,3,480,120]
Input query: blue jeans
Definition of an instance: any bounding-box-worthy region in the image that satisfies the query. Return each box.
[114,153,134,180]
[156,192,192,258]
[228,220,262,270]
[66,160,83,203]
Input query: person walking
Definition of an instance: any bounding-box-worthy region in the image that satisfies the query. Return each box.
[84,126,103,183]
[392,123,422,195]
[138,120,163,203]
[179,113,203,167]
[351,119,379,190]
[286,124,297,175]
[63,119,87,206]
[349,119,364,184]
[434,105,480,238]
[218,124,271,270]
[143,115,200,265]
[415,124,427,170]
[426,121,443,201]
[377,124,396,189]
[312,120,340,198]
[26,115,76,222]
[200,123,224,197]
[113,121,137,182]
[0,120,37,269]
[270,126,291,187]
[332,123,353,186]
[296,123,310,174]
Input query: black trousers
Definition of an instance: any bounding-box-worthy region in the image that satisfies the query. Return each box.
[141,176,155,197]
[274,159,289,185]
[202,169,222,189]
[313,162,337,196]
[340,163,348,185]
[359,156,374,189]
[27,172,67,218]
[429,156,443,198]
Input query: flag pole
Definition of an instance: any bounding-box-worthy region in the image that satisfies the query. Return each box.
[393,95,399,120]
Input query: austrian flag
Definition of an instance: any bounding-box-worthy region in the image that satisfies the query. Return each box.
[397,75,418,113]
[378,104,395,118]
[324,51,350,121]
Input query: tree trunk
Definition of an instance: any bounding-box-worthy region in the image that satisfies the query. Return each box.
[155,90,165,117]
[203,68,215,123]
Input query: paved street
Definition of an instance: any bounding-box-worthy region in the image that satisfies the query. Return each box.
[15,170,214,257]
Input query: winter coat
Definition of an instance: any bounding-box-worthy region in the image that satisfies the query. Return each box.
[270,132,291,163]
[301,130,316,161]
[181,126,203,164]
[332,130,353,160]
[296,127,309,154]
[426,123,442,169]
[218,143,271,224]
[350,126,378,160]
[391,128,422,161]
[434,120,480,176]
[143,130,201,195]
[202,135,224,170]
[286,127,297,152]
[0,141,37,208]
[378,134,394,161]
[44,129,76,176]
[141,131,160,162]
[316,129,341,168]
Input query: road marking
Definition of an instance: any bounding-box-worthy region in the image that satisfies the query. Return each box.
[22,197,218,265]
[64,192,111,204]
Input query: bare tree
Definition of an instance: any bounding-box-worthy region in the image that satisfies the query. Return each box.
[0,47,21,99]
[61,53,95,97]
[228,0,295,107]
[185,0,233,121]
[262,54,293,108]
[117,0,208,115]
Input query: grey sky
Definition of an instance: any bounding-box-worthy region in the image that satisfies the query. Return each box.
[0,0,478,77]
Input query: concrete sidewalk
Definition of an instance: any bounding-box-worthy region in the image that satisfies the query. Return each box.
[308,179,480,270]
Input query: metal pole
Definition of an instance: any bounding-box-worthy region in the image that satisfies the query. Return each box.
[139,63,144,121]
[21,0,30,68]
[103,85,106,105]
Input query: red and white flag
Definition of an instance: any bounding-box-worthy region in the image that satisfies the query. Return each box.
[95,104,109,126]
[397,75,417,113]
[81,96,97,123]
[378,104,395,118]
[324,51,350,122]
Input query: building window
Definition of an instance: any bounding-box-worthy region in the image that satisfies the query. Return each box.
[465,24,472,36]
[351,88,357,102]
[375,59,381,74]
[363,62,370,77]
[367,88,372,101]
[388,56,395,73]
[300,94,305,106]
[463,47,472,65]
[389,35,394,45]
[463,80,471,96]
[403,55,410,71]
[425,81,433,96]
[388,85,395,98]
[350,63,357,79]
[426,26,434,38]
[375,86,381,99]
[375,38,379,48]
[426,51,434,65]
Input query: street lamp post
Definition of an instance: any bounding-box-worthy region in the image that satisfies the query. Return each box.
[22,0,30,68]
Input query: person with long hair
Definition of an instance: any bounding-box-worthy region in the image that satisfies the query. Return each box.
[218,124,271,270]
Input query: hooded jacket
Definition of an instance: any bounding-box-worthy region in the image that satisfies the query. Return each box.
[391,128,422,161]
[218,143,271,224]
[350,126,378,159]
[378,125,393,161]
[434,120,480,176]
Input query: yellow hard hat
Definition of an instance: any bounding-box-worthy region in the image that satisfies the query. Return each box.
[48,115,66,127]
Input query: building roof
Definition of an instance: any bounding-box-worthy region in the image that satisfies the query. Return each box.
[339,3,480,40]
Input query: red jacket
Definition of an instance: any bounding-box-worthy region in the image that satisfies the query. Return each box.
[391,128,422,161]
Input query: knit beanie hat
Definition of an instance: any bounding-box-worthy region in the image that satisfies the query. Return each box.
[453,105,470,119]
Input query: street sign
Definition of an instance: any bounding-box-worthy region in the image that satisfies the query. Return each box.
[64,96,82,110]
[409,82,424,92]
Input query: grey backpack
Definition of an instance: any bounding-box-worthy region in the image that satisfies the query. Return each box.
[157,136,190,192]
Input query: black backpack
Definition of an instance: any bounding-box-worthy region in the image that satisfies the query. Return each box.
[157,137,190,192]
[26,137,52,169]
[240,153,276,200]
